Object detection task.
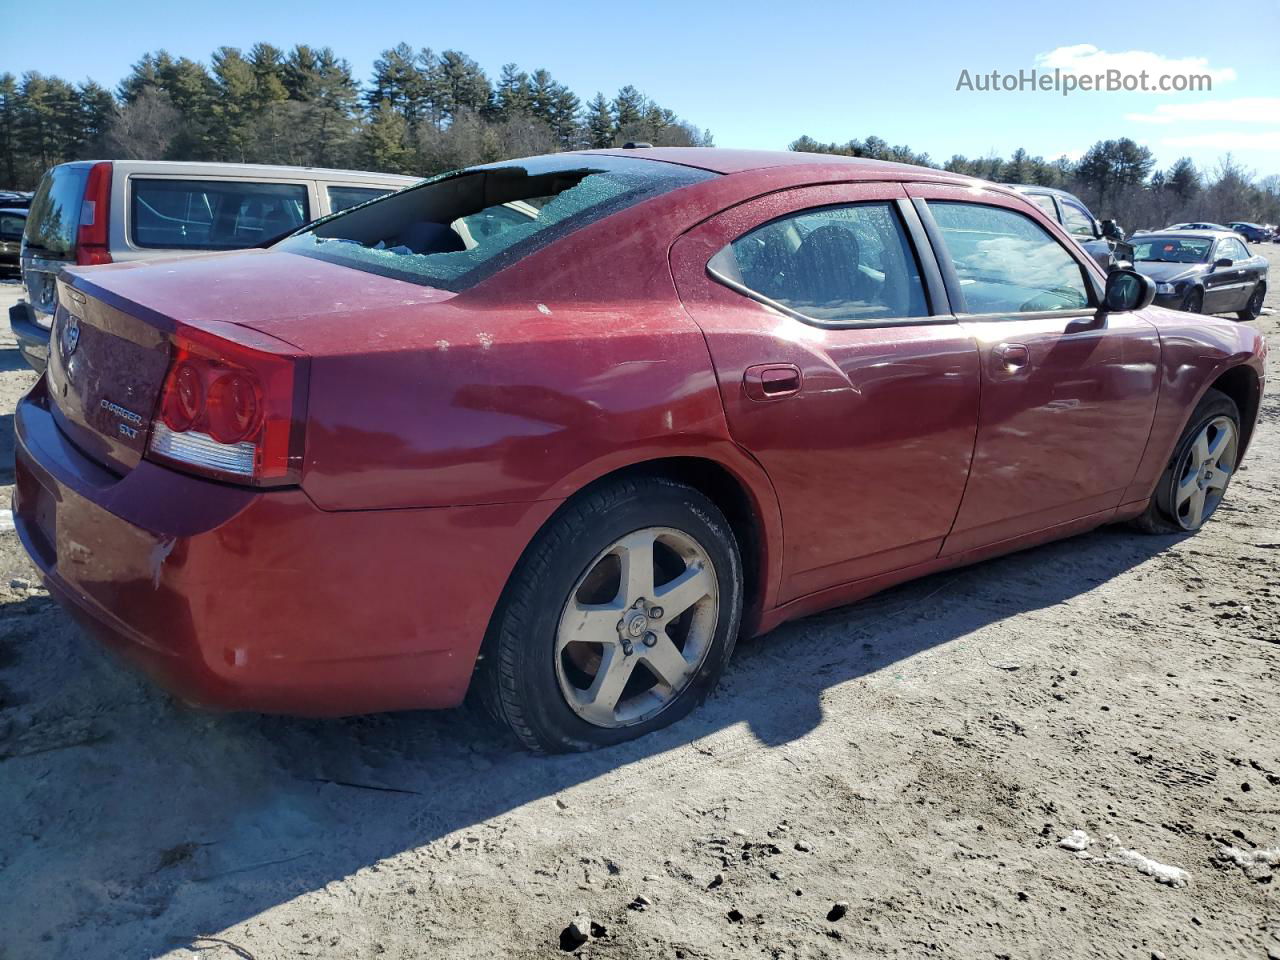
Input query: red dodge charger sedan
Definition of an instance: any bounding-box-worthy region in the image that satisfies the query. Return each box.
[13,149,1266,752]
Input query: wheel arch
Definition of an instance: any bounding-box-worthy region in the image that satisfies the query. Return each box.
[1210,363,1262,458]
[481,452,784,674]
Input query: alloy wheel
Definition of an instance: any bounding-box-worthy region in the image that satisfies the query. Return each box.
[555,526,719,728]
[1248,287,1264,315]
[1173,415,1237,530]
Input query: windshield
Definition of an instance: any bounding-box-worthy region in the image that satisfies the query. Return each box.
[276,154,715,292]
[24,164,89,258]
[1133,236,1211,263]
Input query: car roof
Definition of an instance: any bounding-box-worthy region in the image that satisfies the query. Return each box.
[1006,184,1082,201]
[1136,230,1236,240]
[574,147,977,185]
[52,159,420,183]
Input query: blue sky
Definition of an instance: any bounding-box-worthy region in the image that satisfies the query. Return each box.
[6,0,1278,175]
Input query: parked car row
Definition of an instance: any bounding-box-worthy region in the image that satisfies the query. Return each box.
[1226,221,1275,243]
[8,147,1267,750]
[1130,230,1268,319]
[11,160,418,370]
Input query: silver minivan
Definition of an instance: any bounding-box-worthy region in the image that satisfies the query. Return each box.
[13,160,419,371]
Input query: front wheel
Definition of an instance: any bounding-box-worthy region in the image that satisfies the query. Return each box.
[1238,283,1265,322]
[1182,288,1204,314]
[478,476,743,752]
[1132,388,1240,534]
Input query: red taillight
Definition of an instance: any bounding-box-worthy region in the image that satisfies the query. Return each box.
[148,323,307,486]
[75,161,112,266]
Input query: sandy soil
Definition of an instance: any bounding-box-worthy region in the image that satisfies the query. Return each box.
[0,256,1277,960]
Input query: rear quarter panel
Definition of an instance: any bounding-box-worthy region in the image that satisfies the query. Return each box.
[1122,306,1267,504]
[299,297,739,510]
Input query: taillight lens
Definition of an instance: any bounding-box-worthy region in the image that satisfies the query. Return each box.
[75,161,112,267]
[148,323,307,486]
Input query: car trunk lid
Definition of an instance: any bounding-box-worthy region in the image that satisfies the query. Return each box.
[45,279,173,474]
[46,249,455,476]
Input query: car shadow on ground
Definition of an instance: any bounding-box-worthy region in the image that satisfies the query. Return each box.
[0,516,1181,956]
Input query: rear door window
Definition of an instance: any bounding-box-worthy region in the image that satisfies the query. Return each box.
[928,201,1090,313]
[1059,200,1096,238]
[1026,194,1059,221]
[130,179,310,250]
[327,185,395,213]
[24,164,89,258]
[708,202,929,323]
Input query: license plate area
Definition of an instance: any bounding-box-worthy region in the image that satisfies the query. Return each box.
[15,465,57,568]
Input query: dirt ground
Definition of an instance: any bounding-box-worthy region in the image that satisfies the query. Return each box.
[0,254,1277,960]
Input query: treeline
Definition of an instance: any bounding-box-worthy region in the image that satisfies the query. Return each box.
[790,134,1280,230]
[0,42,713,189]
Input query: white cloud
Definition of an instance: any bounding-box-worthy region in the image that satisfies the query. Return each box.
[1035,44,1236,88]
[1159,130,1280,152]
[1126,98,1280,125]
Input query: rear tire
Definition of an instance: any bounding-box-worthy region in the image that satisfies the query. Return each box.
[1238,283,1265,322]
[477,476,743,753]
[1131,388,1240,534]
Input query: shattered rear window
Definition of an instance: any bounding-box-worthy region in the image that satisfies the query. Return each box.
[276,154,715,291]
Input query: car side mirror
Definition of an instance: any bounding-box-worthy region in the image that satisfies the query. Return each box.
[1100,219,1123,241]
[1103,268,1156,312]
[1214,257,1234,268]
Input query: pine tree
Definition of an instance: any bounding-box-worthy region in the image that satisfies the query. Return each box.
[77,81,117,155]
[528,69,558,125]
[211,47,256,162]
[495,63,531,119]
[368,43,426,124]
[248,43,289,112]
[1167,157,1201,202]
[585,93,613,148]
[362,99,412,173]
[549,86,581,149]
[434,50,491,123]
[0,73,18,184]
[611,85,645,137]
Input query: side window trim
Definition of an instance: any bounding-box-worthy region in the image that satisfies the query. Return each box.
[706,197,955,330]
[914,197,1102,318]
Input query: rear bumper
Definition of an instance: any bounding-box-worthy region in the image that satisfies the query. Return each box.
[9,301,48,373]
[13,377,560,715]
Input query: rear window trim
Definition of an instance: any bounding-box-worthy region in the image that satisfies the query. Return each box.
[277,156,717,294]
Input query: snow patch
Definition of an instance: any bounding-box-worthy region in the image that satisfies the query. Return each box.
[1218,846,1280,868]
[0,509,12,531]
[1058,829,1092,851]
[1057,830,1189,886]
[1104,836,1189,887]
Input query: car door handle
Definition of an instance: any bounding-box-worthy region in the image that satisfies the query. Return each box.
[744,363,801,402]
[994,343,1029,371]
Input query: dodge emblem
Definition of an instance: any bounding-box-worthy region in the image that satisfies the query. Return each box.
[61,316,81,357]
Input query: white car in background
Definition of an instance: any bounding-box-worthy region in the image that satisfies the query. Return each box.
[13,160,418,371]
